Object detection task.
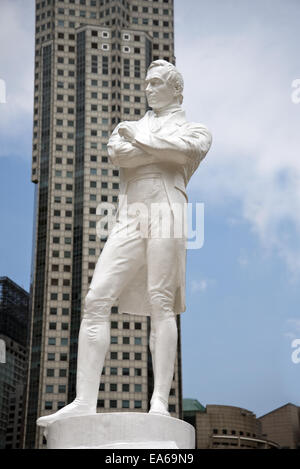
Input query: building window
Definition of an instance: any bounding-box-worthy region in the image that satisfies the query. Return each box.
[110,400,117,408]
[91,55,98,74]
[134,401,142,409]
[102,56,109,75]
[45,401,53,410]
[122,400,130,409]
[122,368,130,376]
[123,58,130,77]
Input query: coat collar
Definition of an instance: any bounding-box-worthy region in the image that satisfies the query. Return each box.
[145,108,187,129]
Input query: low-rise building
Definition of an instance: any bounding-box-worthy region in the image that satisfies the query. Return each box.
[183,399,279,449]
[259,403,300,449]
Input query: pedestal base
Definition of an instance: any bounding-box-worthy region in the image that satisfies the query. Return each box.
[45,413,195,449]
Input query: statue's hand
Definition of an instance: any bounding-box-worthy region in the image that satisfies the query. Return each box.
[118,123,136,143]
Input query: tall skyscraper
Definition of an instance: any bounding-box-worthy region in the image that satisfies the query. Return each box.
[0,277,29,449]
[24,0,182,449]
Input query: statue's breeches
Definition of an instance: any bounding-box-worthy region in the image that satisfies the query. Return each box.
[84,176,181,320]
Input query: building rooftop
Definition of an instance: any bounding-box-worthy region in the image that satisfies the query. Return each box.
[183,398,206,412]
[258,402,299,419]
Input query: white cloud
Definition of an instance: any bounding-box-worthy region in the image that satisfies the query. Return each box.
[238,252,249,267]
[191,279,208,293]
[176,11,300,276]
[0,0,35,158]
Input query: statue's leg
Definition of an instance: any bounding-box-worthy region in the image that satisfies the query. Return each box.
[147,237,178,417]
[36,300,111,428]
[149,309,177,416]
[37,229,145,428]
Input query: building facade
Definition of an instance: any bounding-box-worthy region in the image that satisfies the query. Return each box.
[183,400,279,449]
[24,0,182,449]
[0,277,29,449]
[259,403,300,449]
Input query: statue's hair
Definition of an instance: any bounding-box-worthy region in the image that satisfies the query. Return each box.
[147,60,184,104]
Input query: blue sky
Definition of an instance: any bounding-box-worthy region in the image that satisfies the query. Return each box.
[0,0,299,417]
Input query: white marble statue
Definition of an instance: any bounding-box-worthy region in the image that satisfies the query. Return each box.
[37,60,212,428]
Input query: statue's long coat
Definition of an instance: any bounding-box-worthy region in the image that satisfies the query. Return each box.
[107,109,212,315]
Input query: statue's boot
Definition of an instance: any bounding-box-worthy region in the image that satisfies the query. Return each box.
[36,317,110,428]
[149,311,177,417]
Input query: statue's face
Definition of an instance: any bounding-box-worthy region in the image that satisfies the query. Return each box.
[145,67,177,111]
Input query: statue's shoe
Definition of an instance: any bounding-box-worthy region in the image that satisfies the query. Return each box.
[149,398,170,417]
[36,400,96,428]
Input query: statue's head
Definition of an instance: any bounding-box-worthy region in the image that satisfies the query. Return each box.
[145,60,184,111]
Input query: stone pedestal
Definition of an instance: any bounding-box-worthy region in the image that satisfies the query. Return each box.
[45,413,195,449]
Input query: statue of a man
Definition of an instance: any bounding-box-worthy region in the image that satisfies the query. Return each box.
[37,60,212,428]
